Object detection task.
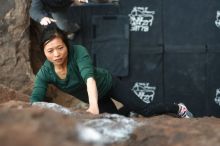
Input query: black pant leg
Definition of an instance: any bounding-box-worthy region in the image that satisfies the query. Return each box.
[142,102,179,117]
[98,98,119,114]
[108,76,179,117]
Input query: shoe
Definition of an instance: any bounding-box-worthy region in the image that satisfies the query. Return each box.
[178,103,193,118]
[72,23,80,33]
[67,23,80,40]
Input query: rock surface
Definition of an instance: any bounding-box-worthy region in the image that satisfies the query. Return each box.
[0,84,29,103]
[0,0,33,93]
[0,100,220,146]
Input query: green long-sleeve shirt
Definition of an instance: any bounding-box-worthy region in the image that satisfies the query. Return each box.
[30,44,112,103]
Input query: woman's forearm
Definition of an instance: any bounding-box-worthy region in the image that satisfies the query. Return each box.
[86,77,99,114]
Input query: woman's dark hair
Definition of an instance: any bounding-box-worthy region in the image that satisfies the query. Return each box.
[40,24,69,52]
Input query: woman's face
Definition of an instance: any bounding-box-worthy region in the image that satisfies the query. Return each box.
[44,37,68,66]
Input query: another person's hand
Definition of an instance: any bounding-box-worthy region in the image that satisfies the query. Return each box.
[86,105,99,115]
[79,0,88,3]
[40,17,56,26]
[72,0,88,6]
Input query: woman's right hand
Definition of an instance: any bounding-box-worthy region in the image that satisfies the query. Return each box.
[86,105,99,115]
[40,17,56,26]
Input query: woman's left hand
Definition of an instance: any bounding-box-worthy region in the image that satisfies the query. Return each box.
[86,105,99,115]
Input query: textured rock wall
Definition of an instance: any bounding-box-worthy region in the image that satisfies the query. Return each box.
[0,84,29,103]
[0,0,33,94]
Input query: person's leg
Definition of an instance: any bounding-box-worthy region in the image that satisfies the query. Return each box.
[98,97,119,114]
[51,8,80,33]
[108,77,179,117]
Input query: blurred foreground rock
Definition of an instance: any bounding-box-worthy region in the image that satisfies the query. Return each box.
[0,100,220,146]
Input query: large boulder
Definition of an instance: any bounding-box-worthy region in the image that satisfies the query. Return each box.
[0,0,33,94]
[0,100,220,146]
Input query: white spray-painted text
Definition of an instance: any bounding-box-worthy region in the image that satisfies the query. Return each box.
[129,7,155,32]
[132,82,156,104]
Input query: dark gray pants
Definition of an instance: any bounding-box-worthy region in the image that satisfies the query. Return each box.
[51,8,79,33]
